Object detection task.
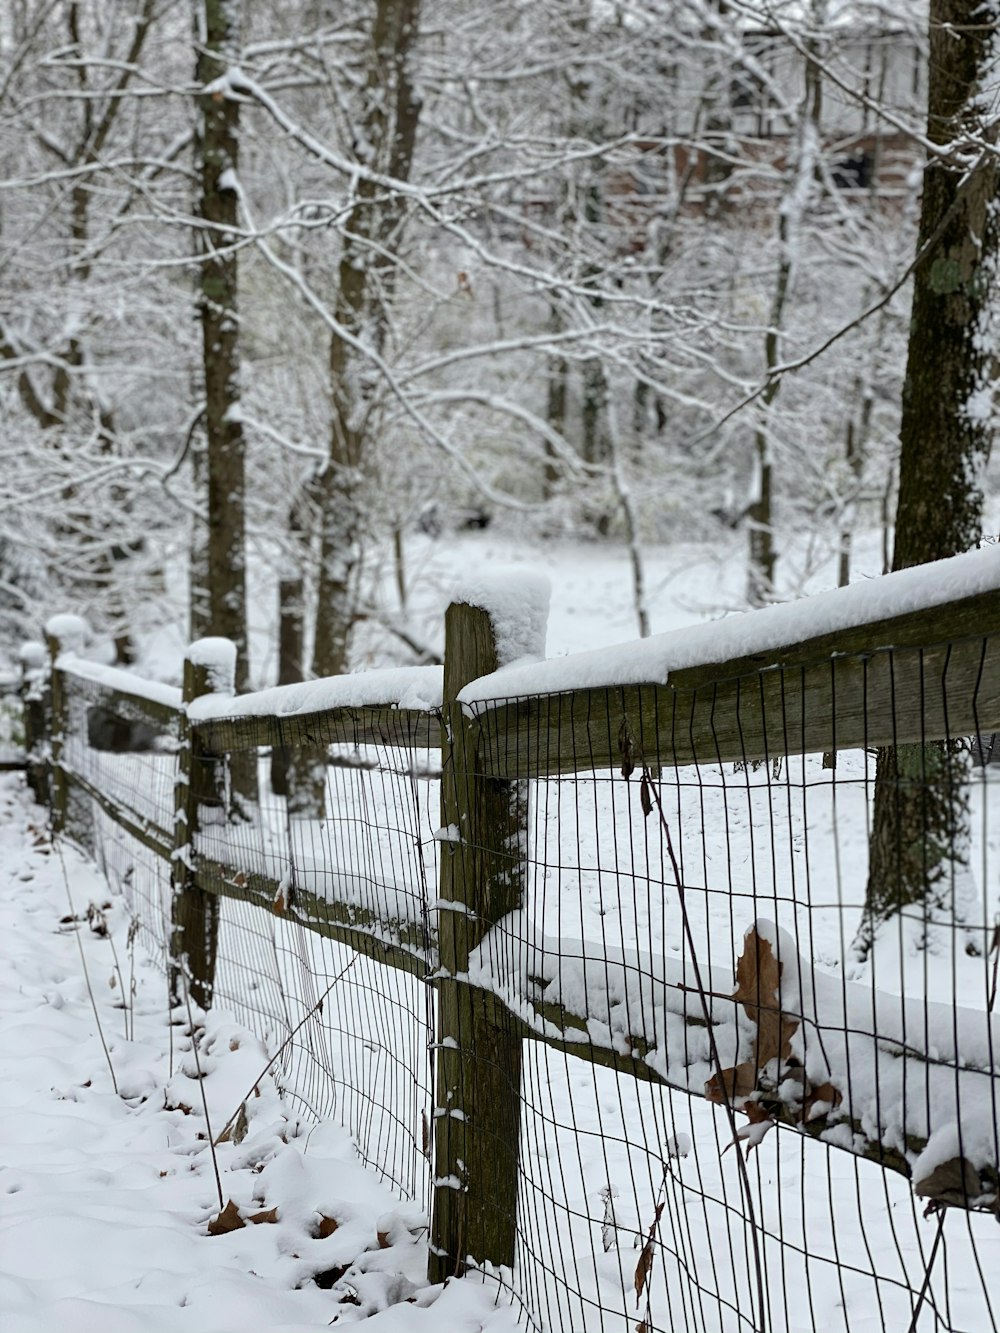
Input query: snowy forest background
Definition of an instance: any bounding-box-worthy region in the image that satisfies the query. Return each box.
[0,0,997,676]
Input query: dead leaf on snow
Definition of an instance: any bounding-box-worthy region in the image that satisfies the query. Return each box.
[207,1200,246,1235]
[247,1207,279,1225]
[215,1101,249,1146]
[315,1215,339,1239]
[803,1080,842,1123]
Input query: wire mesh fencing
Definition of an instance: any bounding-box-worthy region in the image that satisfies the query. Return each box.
[192,719,440,1205]
[36,601,1000,1333]
[461,643,1000,1333]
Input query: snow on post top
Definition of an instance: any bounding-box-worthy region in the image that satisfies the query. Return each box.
[451,572,550,669]
[18,641,47,670]
[458,545,1000,709]
[44,613,89,653]
[186,637,237,695]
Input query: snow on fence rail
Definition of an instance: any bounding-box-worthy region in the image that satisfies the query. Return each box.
[22,546,1000,1333]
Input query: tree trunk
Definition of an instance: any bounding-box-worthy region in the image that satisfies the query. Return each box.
[860,0,998,951]
[544,303,567,502]
[196,0,250,689]
[747,39,821,606]
[311,0,421,680]
[196,0,256,811]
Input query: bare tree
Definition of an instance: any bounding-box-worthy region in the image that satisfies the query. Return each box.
[311,0,422,680]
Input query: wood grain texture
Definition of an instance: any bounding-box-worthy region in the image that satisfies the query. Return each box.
[478,630,1000,779]
[429,601,526,1282]
[192,704,441,756]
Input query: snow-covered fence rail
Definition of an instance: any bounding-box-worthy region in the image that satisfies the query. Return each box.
[28,545,1000,1333]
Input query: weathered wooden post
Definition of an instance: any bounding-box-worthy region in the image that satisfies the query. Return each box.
[43,615,88,833]
[428,578,548,1283]
[270,576,304,797]
[18,640,48,804]
[171,637,234,1010]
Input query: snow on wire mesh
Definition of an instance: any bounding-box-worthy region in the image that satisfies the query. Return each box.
[47,582,1000,1333]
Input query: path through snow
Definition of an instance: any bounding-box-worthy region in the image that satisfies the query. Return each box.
[0,775,517,1332]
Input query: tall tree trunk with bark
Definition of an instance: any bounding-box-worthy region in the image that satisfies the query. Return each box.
[195,0,250,691]
[311,0,421,681]
[194,0,256,813]
[860,0,998,952]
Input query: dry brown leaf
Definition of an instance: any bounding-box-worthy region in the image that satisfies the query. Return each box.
[215,1101,249,1147]
[639,775,653,818]
[230,871,247,888]
[248,1207,279,1225]
[232,1102,249,1144]
[273,889,286,915]
[377,1230,391,1249]
[207,1200,246,1236]
[914,1157,982,1209]
[732,926,799,1070]
[633,1202,663,1307]
[634,1239,654,1307]
[705,1062,757,1103]
[315,1215,339,1239]
[803,1080,842,1123]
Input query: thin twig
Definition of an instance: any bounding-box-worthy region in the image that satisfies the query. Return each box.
[54,839,119,1096]
[211,955,358,1147]
[179,970,224,1213]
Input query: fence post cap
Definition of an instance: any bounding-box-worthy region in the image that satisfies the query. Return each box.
[184,637,237,696]
[43,613,89,653]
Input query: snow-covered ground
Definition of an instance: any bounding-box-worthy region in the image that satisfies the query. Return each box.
[7,531,1000,1332]
[0,777,518,1332]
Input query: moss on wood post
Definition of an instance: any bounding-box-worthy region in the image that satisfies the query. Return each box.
[428,601,527,1282]
[19,641,48,805]
[171,639,232,1009]
[43,616,88,834]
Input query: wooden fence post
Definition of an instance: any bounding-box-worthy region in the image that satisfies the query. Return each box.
[43,615,88,833]
[171,637,234,1010]
[428,600,529,1282]
[18,640,48,804]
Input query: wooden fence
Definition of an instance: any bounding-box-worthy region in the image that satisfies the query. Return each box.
[18,553,1000,1306]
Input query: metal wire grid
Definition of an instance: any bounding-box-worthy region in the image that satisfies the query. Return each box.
[463,643,999,1333]
[62,687,176,836]
[91,802,173,966]
[61,635,1000,1332]
[191,718,439,1206]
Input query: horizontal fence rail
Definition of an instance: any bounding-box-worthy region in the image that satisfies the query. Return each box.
[25,546,1000,1333]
